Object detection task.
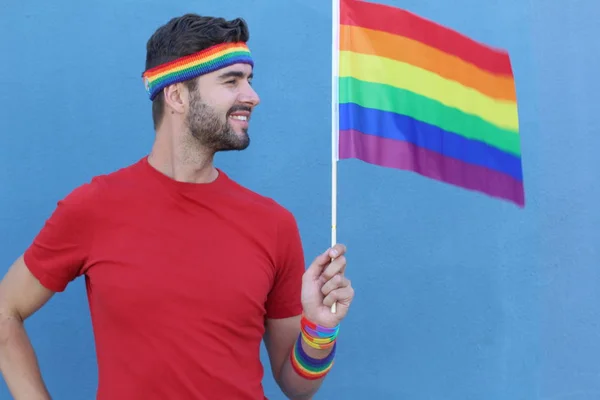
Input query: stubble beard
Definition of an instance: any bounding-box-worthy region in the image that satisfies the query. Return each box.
[186,91,250,153]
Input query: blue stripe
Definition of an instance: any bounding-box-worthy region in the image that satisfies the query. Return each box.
[339,103,523,181]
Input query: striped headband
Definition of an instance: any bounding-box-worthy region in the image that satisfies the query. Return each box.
[142,42,253,100]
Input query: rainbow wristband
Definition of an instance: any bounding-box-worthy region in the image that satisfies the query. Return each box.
[290,335,337,380]
[290,315,339,380]
[300,314,339,350]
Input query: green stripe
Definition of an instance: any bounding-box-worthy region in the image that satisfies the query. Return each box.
[339,77,521,156]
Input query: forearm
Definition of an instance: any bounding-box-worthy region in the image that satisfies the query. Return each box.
[0,315,51,400]
[277,316,338,400]
[278,338,335,399]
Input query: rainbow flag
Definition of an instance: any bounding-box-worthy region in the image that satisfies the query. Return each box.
[337,0,524,206]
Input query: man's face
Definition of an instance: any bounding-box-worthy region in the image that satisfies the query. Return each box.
[185,63,260,152]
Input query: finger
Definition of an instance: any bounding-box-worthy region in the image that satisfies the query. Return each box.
[320,255,347,281]
[329,243,346,259]
[321,275,350,297]
[304,244,346,279]
[303,249,332,280]
[322,286,354,308]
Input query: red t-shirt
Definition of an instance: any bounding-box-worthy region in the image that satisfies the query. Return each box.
[23,156,305,399]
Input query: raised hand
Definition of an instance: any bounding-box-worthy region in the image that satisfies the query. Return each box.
[300,244,354,328]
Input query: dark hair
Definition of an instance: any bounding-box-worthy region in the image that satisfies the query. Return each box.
[144,13,250,129]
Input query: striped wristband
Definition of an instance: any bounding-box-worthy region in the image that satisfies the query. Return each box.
[290,314,339,380]
[300,314,339,349]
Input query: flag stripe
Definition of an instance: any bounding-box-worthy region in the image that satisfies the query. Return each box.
[339,51,519,131]
[340,25,516,102]
[340,0,513,76]
[339,77,520,156]
[339,102,522,180]
[339,129,525,206]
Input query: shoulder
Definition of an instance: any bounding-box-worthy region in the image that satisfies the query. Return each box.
[222,171,298,227]
[58,158,145,212]
[88,157,147,193]
[222,175,303,260]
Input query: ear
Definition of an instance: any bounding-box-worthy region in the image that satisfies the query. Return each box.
[163,83,188,115]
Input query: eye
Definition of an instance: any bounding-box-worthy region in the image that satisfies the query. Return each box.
[225,79,236,85]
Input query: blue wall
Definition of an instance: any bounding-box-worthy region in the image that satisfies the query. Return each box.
[1,0,599,399]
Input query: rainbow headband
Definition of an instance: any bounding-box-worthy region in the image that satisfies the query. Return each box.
[142,42,253,100]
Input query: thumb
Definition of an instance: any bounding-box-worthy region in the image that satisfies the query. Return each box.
[304,247,337,280]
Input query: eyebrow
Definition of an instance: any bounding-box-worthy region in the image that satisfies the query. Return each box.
[217,70,253,81]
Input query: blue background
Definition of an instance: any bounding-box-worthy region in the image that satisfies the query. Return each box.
[1,0,599,399]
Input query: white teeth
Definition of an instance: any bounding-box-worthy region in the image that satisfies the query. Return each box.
[231,115,247,121]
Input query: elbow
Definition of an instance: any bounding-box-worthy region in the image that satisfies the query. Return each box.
[276,375,317,400]
[0,306,22,347]
[283,392,316,400]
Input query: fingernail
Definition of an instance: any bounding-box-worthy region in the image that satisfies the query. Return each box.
[330,248,339,257]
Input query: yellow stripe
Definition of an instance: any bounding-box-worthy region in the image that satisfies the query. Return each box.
[339,50,519,131]
[149,46,249,81]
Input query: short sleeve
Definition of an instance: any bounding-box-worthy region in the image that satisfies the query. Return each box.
[23,183,97,292]
[265,208,305,319]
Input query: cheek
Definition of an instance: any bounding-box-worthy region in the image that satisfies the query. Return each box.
[203,90,235,109]
[207,100,233,118]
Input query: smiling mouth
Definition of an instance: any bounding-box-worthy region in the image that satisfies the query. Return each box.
[229,115,248,122]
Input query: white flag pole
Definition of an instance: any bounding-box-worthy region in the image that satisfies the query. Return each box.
[330,0,341,314]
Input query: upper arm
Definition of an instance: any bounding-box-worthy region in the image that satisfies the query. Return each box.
[0,181,97,321]
[264,315,301,383]
[21,182,97,293]
[0,256,54,321]
[264,208,305,319]
[263,208,306,381]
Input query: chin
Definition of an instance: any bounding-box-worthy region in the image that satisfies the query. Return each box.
[237,136,250,150]
[215,134,250,152]
[233,127,250,142]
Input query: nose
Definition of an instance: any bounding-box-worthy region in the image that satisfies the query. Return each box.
[239,83,260,107]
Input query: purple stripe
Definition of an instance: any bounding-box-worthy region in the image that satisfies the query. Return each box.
[339,129,525,206]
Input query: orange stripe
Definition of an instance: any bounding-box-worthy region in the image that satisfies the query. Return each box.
[340,25,516,102]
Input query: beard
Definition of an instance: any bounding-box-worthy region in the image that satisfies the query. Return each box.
[185,90,250,152]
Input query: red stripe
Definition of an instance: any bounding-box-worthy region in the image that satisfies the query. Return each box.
[339,129,525,206]
[340,0,513,76]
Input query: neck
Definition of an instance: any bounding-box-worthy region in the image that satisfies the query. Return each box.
[148,123,218,184]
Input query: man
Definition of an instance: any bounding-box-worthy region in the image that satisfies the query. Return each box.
[0,13,354,400]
